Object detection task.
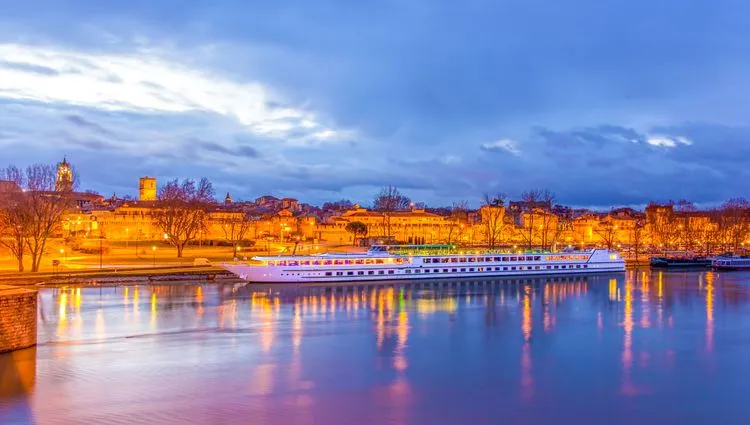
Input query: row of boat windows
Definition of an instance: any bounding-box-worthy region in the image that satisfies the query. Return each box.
[715,260,750,266]
[268,258,406,267]
[267,254,591,267]
[319,264,590,277]
[423,254,590,264]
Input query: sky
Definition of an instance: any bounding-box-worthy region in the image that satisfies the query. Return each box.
[1,0,749,208]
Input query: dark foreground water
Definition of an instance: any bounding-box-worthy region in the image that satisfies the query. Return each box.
[2,270,750,425]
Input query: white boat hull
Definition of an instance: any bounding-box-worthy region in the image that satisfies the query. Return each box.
[222,249,625,283]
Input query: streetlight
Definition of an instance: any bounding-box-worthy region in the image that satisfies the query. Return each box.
[59,248,66,262]
[152,245,156,267]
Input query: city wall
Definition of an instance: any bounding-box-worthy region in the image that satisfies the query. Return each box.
[0,286,38,354]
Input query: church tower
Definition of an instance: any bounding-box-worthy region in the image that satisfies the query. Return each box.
[139,177,157,201]
[56,157,73,192]
[224,192,233,205]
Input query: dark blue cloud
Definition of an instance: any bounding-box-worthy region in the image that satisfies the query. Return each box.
[1,0,749,207]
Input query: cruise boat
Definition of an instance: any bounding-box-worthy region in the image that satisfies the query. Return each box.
[221,244,625,283]
[712,256,750,271]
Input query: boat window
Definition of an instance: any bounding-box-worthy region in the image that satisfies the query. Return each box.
[534,256,541,261]
[336,272,343,276]
[368,271,375,275]
[503,267,508,271]
[300,261,310,266]
[365,259,374,264]
[376,259,384,264]
[459,258,467,263]
[469,257,476,263]
[324,260,333,265]
[511,266,516,271]
[452,268,457,272]
[334,260,343,265]
[494,257,502,261]
[278,261,286,266]
[312,260,320,266]
[325,272,332,276]
[355,259,364,264]
[405,270,411,274]
[424,258,431,263]
[442,258,450,263]
[460,268,466,272]
[347,271,354,276]
[378,270,385,275]
[502,257,509,262]
[450,258,458,263]
[288,261,299,266]
[388,270,394,274]
[345,260,353,265]
[510,257,517,261]
[443,269,449,273]
[357,271,364,275]
[469,268,475,272]
[415,270,421,273]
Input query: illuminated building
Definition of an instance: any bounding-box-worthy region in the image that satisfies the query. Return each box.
[56,157,73,192]
[138,177,157,201]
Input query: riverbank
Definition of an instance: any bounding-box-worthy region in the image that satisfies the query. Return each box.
[0,265,243,287]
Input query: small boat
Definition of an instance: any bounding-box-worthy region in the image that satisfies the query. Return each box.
[712,256,750,271]
[650,256,712,268]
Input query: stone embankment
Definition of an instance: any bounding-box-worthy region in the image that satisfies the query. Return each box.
[0,286,37,354]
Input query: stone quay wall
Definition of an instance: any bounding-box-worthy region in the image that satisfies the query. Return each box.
[0,286,38,354]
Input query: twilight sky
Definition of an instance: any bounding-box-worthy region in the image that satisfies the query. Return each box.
[1,0,749,208]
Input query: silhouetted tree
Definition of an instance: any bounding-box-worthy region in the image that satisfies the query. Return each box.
[373,186,410,238]
[219,213,253,258]
[481,194,505,248]
[154,178,215,258]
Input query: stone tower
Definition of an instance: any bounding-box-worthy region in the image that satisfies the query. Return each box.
[56,157,73,192]
[224,192,233,205]
[139,177,157,201]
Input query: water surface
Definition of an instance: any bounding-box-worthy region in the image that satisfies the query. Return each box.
[2,271,750,424]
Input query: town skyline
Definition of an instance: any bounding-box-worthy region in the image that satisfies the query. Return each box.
[3,156,749,212]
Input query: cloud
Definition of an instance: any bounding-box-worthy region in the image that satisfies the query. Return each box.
[0,42,348,146]
[480,139,521,156]
[192,138,260,158]
[64,114,115,137]
[646,135,692,148]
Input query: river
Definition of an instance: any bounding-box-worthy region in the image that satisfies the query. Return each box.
[2,270,750,424]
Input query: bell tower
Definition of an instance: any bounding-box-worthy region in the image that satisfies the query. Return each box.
[56,157,73,192]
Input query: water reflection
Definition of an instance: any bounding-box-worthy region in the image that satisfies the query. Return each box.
[2,271,750,424]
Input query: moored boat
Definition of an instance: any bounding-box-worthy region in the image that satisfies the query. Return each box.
[221,244,625,283]
[650,256,712,269]
[712,256,750,271]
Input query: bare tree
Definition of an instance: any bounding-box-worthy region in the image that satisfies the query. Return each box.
[0,164,75,272]
[0,166,27,271]
[480,194,505,248]
[595,220,618,250]
[154,178,215,258]
[517,189,554,249]
[373,185,410,238]
[720,198,750,252]
[446,200,469,244]
[220,213,254,258]
[629,219,646,264]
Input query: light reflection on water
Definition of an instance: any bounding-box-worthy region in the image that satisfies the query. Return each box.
[3,271,750,424]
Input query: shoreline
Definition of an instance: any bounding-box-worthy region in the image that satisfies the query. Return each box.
[0,265,244,287]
